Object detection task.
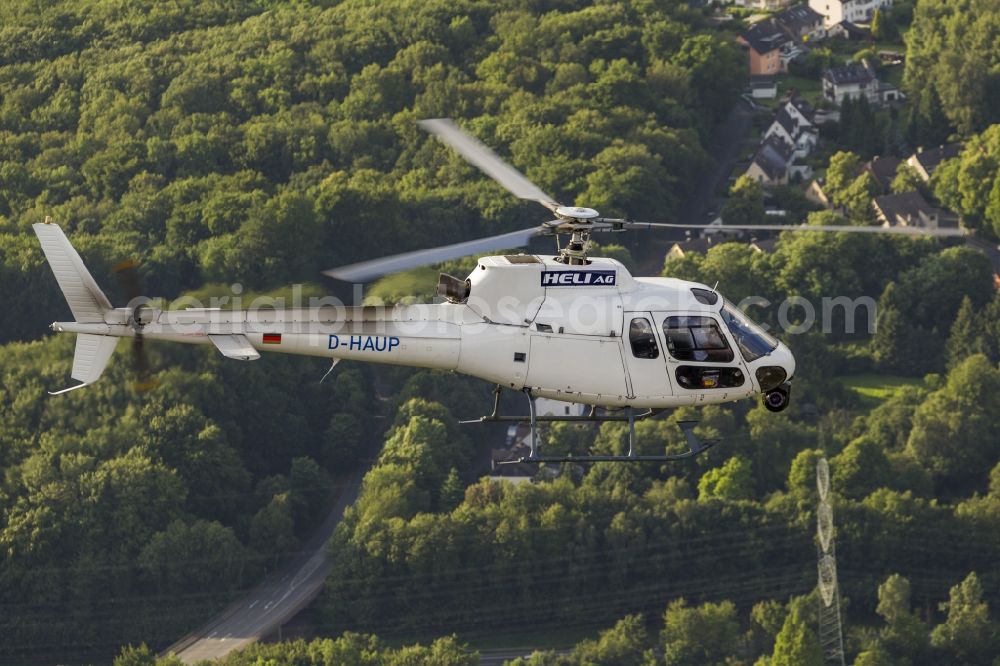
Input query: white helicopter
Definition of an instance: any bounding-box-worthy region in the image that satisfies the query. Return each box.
[34,119,965,464]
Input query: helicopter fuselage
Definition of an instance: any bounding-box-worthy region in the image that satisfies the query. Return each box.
[53,254,795,409]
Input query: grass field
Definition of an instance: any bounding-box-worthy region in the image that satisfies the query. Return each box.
[779,75,824,105]
[837,374,922,407]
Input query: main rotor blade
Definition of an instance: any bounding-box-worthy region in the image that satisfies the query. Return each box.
[622,221,968,237]
[418,118,559,211]
[323,226,547,282]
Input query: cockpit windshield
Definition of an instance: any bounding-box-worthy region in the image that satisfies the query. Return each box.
[720,300,779,362]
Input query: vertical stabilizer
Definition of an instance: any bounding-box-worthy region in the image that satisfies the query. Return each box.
[33,220,120,394]
[32,221,113,322]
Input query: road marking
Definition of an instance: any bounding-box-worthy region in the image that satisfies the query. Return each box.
[290,555,323,590]
[248,600,258,609]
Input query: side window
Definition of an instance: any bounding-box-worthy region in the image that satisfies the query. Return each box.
[663,316,734,363]
[629,317,659,359]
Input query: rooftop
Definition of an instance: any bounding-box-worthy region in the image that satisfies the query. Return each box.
[911,143,963,176]
[773,106,799,136]
[864,155,902,192]
[872,191,937,226]
[824,61,876,86]
[775,5,823,33]
[752,135,794,181]
[741,19,789,55]
[668,236,716,256]
[787,95,815,122]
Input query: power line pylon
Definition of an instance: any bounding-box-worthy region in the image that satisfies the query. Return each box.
[816,457,846,666]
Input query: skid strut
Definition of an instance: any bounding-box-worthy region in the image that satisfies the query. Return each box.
[470,386,717,465]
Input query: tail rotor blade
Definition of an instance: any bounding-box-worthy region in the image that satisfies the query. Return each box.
[113,259,143,303]
[115,258,158,391]
[131,332,158,393]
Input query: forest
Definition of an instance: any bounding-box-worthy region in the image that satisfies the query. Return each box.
[0,0,998,664]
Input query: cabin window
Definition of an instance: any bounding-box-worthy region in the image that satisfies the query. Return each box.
[720,301,779,362]
[676,366,745,390]
[662,316,734,363]
[629,317,659,359]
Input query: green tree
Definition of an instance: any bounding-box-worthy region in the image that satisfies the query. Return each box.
[138,519,247,593]
[113,644,155,666]
[930,572,998,664]
[931,126,1000,234]
[723,174,766,227]
[250,492,298,566]
[890,163,926,195]
[906,355,1000,493]
[946,296,987,368]
[290,456,330,527]
[875,574,930,662]
[323,413,365,470]
[662,599,741,666]
[770,606,822,666]
[831,437,891,499]
[698,456,754,501]
[786,449,825,501]
[439,467,465,511]
[903,1,999,136]
[824,151,863,201]
[870,8,887,41]
[748,599,786,656]
[853,641,895,666]
[839,171,879,221]
[574,614,653,665]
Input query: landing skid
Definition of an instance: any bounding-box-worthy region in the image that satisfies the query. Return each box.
[470,386,718,466]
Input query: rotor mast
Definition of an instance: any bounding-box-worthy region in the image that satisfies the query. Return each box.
[552,206,602,264]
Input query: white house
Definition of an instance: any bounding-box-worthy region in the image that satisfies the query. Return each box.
[774,5,826,40]
[823,61,879,104]
[809,0,893,28]
[764,103,818,159]
[785,95,816,127]
[731,0,797,10]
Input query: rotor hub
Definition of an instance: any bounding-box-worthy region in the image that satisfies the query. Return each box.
[554,206,600,220]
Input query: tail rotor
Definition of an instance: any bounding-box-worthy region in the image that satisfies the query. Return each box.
[113,259,158,392]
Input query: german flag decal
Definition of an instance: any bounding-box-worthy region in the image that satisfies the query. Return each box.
[262,333,281,345]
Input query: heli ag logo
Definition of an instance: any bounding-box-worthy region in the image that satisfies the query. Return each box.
[541,270,616,287]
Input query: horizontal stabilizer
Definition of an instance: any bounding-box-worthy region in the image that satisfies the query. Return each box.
[209,334,261,361]
[49,333,119,395]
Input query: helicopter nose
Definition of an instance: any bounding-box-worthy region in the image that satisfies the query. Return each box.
[775,341,795,382]
[753,342,796,392]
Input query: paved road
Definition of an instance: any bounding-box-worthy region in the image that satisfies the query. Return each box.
[164,465,367,663]
[966,236,1000,274]
[637,99,756,273]
[675,99,756,227]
